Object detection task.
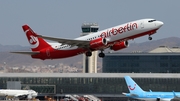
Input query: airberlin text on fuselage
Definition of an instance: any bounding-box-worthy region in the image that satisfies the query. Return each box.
[100,23,138,38]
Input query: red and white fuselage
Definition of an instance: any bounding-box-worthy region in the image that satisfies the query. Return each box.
[12,18,163,60]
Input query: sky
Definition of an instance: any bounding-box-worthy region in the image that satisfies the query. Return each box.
[0,0,179,46]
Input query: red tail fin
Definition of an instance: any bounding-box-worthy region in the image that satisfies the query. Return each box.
[22,25,51,51]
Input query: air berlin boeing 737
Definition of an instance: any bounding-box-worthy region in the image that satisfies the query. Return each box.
[12,18,163,60]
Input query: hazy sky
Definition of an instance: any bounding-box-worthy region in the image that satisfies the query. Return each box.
[0,0,179,46]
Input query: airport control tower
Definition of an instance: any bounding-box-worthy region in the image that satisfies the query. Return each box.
[81,23,99,73]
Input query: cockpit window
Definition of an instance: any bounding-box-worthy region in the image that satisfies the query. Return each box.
[148,19,156,22]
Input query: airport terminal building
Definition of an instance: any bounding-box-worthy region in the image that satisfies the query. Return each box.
[103,46,180,73]
[1,73,180,101]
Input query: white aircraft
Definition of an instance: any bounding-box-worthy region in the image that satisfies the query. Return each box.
[0,89,38,100]
[12,18,163,60]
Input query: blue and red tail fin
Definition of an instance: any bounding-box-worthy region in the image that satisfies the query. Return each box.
[22,25,51,51]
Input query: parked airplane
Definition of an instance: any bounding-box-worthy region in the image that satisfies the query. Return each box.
[0,89,38,100]
[11,18,163,60]
[123,76,180,101]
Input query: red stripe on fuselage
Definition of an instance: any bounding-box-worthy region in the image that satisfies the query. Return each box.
[127,29,157,40]
[31,48,87,60]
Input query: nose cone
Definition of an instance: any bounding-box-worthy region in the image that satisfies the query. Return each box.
[33,91,38,96]
[35,92,38,96]
[156,21,164,28]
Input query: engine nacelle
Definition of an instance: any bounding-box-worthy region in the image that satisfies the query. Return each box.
[90,38,107,49]
[110,41,129,51]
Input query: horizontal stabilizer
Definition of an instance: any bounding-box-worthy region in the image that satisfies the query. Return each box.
[130,94,139,97]
[10,51,40,55]
[122,92,127,95]
[122,92,139,97]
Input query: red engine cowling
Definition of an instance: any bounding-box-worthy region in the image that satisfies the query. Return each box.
[110,41,129,51]
[90,38,107,49]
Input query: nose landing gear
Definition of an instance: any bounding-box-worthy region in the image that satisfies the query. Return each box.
[148,36,152,40]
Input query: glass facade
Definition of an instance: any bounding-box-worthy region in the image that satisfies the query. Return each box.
[103,53,180,73]
[1,76,180,94]
[21,85,55,94]
[82,28,99,33]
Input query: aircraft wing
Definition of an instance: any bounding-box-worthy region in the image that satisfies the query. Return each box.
[38,35,90,47]
[10,51,40,55]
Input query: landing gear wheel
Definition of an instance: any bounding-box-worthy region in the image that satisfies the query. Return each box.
[148,36,152,40]
[86,51,92,57]
[156,98,160,101]
[99,52,105,58]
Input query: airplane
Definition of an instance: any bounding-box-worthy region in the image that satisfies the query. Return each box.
[11,18,163,60]
[0,89,38,100]
[123,76,180,101]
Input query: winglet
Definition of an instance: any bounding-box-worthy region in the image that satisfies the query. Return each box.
[173,91,177,97]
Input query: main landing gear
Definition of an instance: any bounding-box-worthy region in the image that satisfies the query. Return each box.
[99,50,105,58]
[85,51,92,57]
[85,51,105,58]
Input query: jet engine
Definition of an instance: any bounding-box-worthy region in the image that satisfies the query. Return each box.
[110,41,129,51]
[90,38,108,49]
